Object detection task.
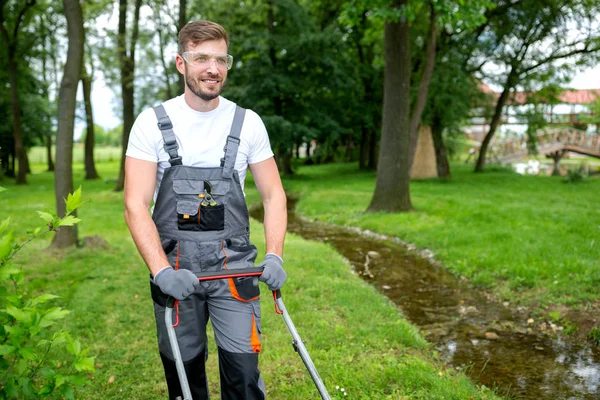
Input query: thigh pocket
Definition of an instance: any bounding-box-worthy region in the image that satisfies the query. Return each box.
[229,277,260,302]
[223,238,260,302]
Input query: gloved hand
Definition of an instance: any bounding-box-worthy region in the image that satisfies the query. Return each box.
[258,254,287,291]
[153,267,199,300]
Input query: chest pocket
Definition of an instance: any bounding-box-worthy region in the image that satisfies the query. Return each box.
[173,179,231,231]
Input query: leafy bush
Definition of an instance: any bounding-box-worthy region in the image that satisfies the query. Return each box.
[563,165,587,183]
[0,187,95,399]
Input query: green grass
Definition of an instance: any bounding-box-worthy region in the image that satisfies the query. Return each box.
[0,162,500,399]
[282,162,600,310]
[27,145,122,166]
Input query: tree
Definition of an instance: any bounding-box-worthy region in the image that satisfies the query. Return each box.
[81,64,100,180]
[474,0,600,172]
[367,0,412,212]
[0,0,37,184]
[80,0,112,181]
[53,0,84,248]
[114,0,142,191]
[200,0,358,174]
[178,0,186,94]
[341,0,491,211]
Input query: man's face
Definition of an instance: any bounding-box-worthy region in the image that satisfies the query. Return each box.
[179,39,229,101]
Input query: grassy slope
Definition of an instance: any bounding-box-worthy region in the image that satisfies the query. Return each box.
[0,161,499,399]
[283,162,600,311]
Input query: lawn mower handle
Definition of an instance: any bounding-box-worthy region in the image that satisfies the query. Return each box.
[164,267,330,400]
[165,267,282,308]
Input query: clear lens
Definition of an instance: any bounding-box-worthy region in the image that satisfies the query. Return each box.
[182,51,233,70]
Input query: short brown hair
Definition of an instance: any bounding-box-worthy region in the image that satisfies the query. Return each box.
[178,20,229,54]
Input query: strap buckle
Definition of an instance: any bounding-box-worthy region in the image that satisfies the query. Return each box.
[157,119,173,130]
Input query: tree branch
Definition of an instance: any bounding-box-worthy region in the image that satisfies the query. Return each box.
[520,42,600,75]
[128,0,142,60]
[12,0,36,44]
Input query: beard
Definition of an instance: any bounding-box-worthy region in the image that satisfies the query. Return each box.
[185,68,224,101]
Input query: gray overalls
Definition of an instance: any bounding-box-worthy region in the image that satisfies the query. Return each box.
[149,104,266,400]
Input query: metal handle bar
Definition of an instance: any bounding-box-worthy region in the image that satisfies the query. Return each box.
[196,267,264,281]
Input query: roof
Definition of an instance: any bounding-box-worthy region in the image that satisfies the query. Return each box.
[479,81,600,105]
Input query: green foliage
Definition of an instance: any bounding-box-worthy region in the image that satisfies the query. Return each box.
[587,327,600,346]
[77,125,122,147]
[198,0,364,164]
[0,187,94,399]
[563,165,587,183]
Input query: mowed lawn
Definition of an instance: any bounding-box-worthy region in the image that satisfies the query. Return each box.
[283,162,600,314]
[0,159,500,399]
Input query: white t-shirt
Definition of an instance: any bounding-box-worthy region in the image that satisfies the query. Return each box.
[126,95,274,200]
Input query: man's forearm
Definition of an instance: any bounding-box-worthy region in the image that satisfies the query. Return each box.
[125,206,170,277]
[262,191,287,258]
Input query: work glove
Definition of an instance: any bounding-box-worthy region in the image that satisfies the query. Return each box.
[258,254,287,291]
[153,267,199,300]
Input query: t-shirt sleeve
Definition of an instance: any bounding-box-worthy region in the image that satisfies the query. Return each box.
[125,109,160,162]
[246,110,274,165]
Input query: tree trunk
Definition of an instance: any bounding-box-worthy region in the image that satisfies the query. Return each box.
[359,126,368,169]
[115,0,142,191]
[367,0,412,212]
[6,56,27,184]
[156,22,173,100]
[53,0,84,248]
[430,112,451,179]
[368,128,377,170]
[408,3,438,169]
[475,70,516,172]
[24,151,30,174]
[1,1,36,184]
[82,69,100,179]
[177,0,186,94]
[46,135,54,171]
[345,134,353,161]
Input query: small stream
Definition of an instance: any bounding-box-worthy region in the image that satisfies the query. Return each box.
[250,201,600,399]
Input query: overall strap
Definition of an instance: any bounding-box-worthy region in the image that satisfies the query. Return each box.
[221,106,246,179]
[153,105,182,166]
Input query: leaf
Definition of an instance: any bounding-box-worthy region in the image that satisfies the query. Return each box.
[66,338,81,356]
[74,356,96,372]
[59,384,75,400]
[56,215,81,227]
[39,307,70,327]
[0,217,9,234]
[39,366,56,379]
[0,186,5,192]
[65,187,84,214]
[0,263,20,280]
[4,305,31,323]
[37,211,55,224]
[30,293,60,307]
[0,344,17,356]
[18,346,38,361]
[0,231,14,261]
[19,376,36,397]
[55,374,67,387]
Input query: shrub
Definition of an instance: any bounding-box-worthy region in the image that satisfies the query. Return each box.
[0,187,95,399]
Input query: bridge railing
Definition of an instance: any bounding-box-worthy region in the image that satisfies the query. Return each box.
[484,129,600,160]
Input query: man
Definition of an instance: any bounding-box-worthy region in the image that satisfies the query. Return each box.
[124,20,287,400]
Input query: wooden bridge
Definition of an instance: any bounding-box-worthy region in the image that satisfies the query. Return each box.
[473,129,600,174]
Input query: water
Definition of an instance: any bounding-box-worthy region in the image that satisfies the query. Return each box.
[250,202,600,399]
